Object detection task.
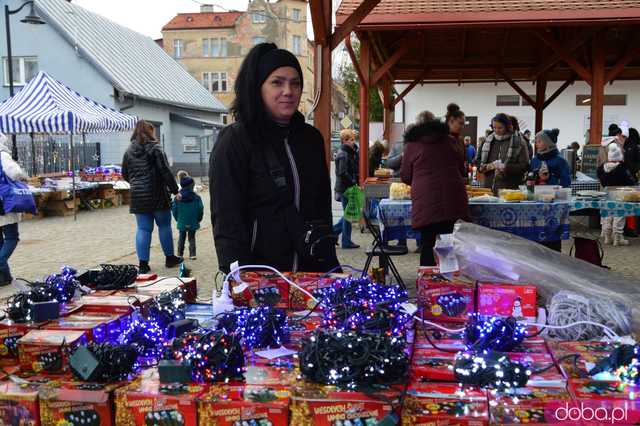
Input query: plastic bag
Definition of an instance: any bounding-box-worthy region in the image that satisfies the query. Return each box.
[343,185,364,222]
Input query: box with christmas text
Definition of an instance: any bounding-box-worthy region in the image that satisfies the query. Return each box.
[127,276,197,303]
[290,381,401,426]
[476,282,537,321]
[59,310,130,344]
[76,294,153,315]
[197,384,290,426]
[410,347,457,382]
[0,319,48,365]
[229,271,292,310]
[488,385,572,424]
[401,381,488,426]
[416,267,474,323]
[0,380,40,426]
[17,330,86,374]
[288,272,350,311]
[548,340,619,380]
[115,369,207,426]
[508,353,566,387]
[38,380,125,426]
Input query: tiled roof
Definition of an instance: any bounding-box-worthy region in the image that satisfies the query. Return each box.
[162,12,242,31]
[337,0,640,15]
[36,0,227,112]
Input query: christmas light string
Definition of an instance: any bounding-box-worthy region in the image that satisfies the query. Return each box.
[70,343,138,382]
[464,314,527,352]
[91,264,138,290]
[215,306,289,349]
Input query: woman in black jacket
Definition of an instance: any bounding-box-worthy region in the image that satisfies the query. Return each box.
[210,43,336,273]
[122,120,182,273]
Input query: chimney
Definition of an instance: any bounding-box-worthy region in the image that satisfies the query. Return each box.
[200,4,214,13]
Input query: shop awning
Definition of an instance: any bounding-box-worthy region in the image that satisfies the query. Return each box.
[170,113,224,129]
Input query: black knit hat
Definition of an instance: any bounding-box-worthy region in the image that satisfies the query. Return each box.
[257,46,304,89]
[180,176,194,188]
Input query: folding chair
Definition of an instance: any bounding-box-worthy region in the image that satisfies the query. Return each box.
[362,210,408,288]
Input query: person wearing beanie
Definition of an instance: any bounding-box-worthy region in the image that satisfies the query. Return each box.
[0,133,27,286]
[476,113,530,192]
[598,142,638,246]
[210,43,338,273]
[171,175,204,260]
[530,129,571,188]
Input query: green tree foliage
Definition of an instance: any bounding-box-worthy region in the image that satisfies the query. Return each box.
[339,40,383,124]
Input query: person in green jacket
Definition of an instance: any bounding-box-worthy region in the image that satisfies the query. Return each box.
[171,175,204,260]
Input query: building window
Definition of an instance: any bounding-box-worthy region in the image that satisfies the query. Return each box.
[221,114,229,125]
[203,38,227,57]
[521,95,537,106]
[252,12,266,23]
[292,35,302,55]
[292,8,301,21]
[252,36,266,45]
[3,57,38,86]
[203,72,228,92]
[173,39,184,58]
[182,136,200,153]
[496,95,520,106]
[576,95,627,106]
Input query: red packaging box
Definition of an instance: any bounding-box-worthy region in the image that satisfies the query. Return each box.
[567,379,640,401]
[127,276,197,303]
[77,294,153,315]
[401,381,488,426]
[229,271,292,310]
[38,380,125,426]
[549,341,619,380]
[509,353,566,387]
[290,381,401,426]
[418,321,466,341]
[413,337,464,351]
[411,348,457,382]
[244,364,299,387]
[0,320,48,365]
[198,384,290,426]
[288,272,349,311]
[0,380,40,426]
[417,267,474,323]
[489,385,572,407]
[477,282,537,321]
[60,311,130,344]
[43,318,111,344]
[115,369,207,426]
[18,330,86,374]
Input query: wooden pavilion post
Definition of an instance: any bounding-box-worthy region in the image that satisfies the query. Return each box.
[312,0,333,165]
[589,38,605,145]
[382,79,393,142]
[534,75,547,133]
[359,34,371,184]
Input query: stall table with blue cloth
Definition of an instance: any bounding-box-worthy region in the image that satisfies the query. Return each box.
[377,198,571,243]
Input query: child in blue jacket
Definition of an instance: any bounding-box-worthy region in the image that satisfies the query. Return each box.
[531,129,571,187]
[172,176,204,259]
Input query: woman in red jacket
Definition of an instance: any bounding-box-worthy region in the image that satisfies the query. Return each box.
[401,111,470,266]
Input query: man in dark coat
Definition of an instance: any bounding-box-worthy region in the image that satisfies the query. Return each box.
[333,129,360,249]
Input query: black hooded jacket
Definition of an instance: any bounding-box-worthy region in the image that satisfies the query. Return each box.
[209,111,333,273]
[122,140,179,214]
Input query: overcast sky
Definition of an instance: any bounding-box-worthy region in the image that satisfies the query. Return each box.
[72,0,338,40]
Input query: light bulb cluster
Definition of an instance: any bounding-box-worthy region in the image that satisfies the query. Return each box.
[436,292,468,317]
[169,329,244,383]
[299,329,409,389]
[454,350,531,390]
[464,314,527,352]
[216,306,289,349]
[147,288,187,328]
[317,276,410,335]
[119,313,166,359]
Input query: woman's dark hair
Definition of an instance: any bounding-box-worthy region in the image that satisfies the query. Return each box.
[508,115,520,132]
[629,128,640,145]
[608,123,622,137]
[229,43,279,129]
[131,120,156,144]
[445,103,464,123]
[492,113,511,129]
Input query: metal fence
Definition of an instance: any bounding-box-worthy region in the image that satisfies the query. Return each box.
[195,134,215,183]
[14,134,100,176]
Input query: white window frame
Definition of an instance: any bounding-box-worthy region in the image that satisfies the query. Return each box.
[202,72,228,93]
[203,38,227,57]
[292,35,302,55]
[252,12,266,23]
[202,38,210,57]
[182,136,200,153]
[3,57,38,86]
[292,8,301,21]
[173,39,184,59]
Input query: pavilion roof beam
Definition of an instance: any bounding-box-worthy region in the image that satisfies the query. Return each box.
[329,0,381,51]
[531,30,595,80]
[499,30,510,67]
[606,38,640,84]
[498,68,536,106]
[393,68,430,107]
[369,32,397,86]
[371,37,409,85]
[344,35,366,85]
[535,30,592,85]
[543,75,575,109]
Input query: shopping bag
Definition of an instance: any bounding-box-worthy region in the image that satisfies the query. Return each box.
[0,156,36,214]
[343,185,364,222]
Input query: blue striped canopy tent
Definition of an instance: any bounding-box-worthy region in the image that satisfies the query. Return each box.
[0,71,137,134]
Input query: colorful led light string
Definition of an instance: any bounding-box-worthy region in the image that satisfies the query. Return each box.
[316,276,410,335]
[454,350,531,390]
[463,314,527,353]
[216,306,289,349]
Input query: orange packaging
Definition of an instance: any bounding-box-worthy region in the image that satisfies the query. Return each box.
[17,330,86,374]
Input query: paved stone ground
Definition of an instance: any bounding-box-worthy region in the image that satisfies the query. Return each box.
[2,188,639,301]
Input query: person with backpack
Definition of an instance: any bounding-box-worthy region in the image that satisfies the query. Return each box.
[598,143,638,246]
[172,175,204,260]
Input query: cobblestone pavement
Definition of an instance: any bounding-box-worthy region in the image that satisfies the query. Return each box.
[3,189,639,301]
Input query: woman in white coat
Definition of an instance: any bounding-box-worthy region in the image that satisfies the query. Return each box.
[0,133,27,286]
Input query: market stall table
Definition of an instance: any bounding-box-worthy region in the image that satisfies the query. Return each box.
[378,198,571,243]
[571,198,640,218]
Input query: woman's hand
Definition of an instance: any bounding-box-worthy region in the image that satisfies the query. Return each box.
[175,193,182,201]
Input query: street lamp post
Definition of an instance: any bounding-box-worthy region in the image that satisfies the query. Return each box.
[4,1,45,160]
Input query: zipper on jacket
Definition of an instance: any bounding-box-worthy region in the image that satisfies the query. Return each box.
[250,219,258,252]
[284,138,301,271]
